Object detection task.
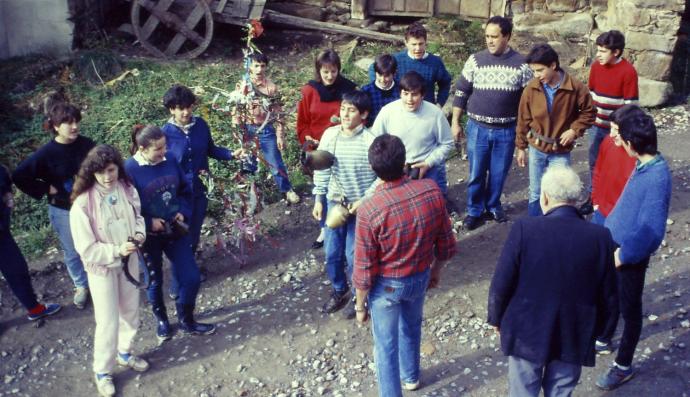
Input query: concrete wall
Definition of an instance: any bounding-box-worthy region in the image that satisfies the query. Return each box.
[0,0,73,59]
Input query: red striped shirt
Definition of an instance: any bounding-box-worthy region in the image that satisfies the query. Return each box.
[588,59,639,130]
[352,178,456,290]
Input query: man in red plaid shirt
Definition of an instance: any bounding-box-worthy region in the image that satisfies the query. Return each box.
[353,134,456,397]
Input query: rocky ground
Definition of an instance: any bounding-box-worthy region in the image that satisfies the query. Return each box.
[1,102,689,397]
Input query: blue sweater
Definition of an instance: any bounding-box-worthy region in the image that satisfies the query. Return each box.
[368,50,452,106]
[605,155,672,264]
[162,116,232,196]
[361,82,400,127]
[124,153,193,231]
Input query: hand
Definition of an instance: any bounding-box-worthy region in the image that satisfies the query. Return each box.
[305,135,319,145]
[312,201,323,221]
[494,326,500,334]
[276,134,285,151]
[119,241,137,257]
[151,218,166,232]
[348,200,362,215]
[614,248,623,268]
[133,232,145,245]
[428,264,441,289]
[174,213,185,223]
[451,123,465,141]
[49,185,58,195]
[233,148,246,158]
[411,161,431,179]
[356,308,369,324]
[516,149,527,168]
[559,129,577,146]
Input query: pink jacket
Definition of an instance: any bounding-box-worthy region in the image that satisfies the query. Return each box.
[70,181,145,276]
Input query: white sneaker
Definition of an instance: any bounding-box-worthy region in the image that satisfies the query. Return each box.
[73,287,89,309]
[403,380,420,391]
[94,374,115,397]
[116,354,150,372]
[286,190,300,204]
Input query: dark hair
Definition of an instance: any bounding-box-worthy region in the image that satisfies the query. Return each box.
[596,30,625,56]
[163,84,196,110]
[526,44,560,70]
[368,135,406,181]
[46,103,82,134]
[610,104,645,125]
[618,108,657,155]
[486,16,513,37]
[249,52,270,65]
[314,49,341,82]
[342,90,372,116]
[405,22,427,41]
[373,54,397,76]
[71,145,130,202]
[130,124,166,155]
[399,71,426,95]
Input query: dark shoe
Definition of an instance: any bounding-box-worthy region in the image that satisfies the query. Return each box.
[152,304,173,342]
[27,303,61,321]
[595,340,613,355]
[596,364,635,390]
[488,209,508,223]
[322,291,348,314]
[462,215,482,231]
[176,303,216,335]
[578,198,594,216]
[311,240,324,250]
[342,298,357,320]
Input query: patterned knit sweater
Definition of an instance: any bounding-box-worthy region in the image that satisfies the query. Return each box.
[453,48,532,127]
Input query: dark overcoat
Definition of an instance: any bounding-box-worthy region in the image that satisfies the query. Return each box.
[487,205,617,367]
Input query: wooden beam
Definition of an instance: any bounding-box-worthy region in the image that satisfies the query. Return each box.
[263,10,405,43]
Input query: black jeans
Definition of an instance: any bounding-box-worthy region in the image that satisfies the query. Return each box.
[0,230,39,310]
[598,258,648,367]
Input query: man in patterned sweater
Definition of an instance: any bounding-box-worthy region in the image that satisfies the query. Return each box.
[368,22,452,107]
[451,16,532,230]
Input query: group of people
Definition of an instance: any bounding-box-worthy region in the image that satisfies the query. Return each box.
[0,15,673,397]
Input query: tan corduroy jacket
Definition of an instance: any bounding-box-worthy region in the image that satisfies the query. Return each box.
[516,71,595,154]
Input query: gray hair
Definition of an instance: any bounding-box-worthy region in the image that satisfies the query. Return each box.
[540,165,582,204]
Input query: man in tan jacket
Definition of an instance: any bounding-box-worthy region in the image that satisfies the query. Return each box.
[516,44,595,216]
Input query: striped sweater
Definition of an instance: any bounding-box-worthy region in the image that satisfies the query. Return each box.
[312,125,378,202]
[588,58,638,130]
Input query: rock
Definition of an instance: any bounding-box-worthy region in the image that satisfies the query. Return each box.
[626,31,676,54]
[638,78,672,107]
[632,50,673,81]
[667,218,675,225]
[648,314,659,321]
[546,0,588,12]
[681,320,690,328]
[515,12,593,38]
[421,342,436,356]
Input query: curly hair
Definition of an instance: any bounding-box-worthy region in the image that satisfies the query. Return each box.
[71,145,130,202]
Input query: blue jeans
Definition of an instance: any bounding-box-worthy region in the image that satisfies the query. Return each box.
[421,163,447,195]
[144,233,200,306]
[587,126,608,193]
[369,269,430,397]
[244,124,293,193]
[0,229,39,310]
[48,205,88,288]
[169,193,208,296]
[508,355,582,397]
[527,147,570,216]
[324,200,356,293]
[465,119,516,217]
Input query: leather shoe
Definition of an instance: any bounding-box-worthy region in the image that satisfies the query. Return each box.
[463,215,482,231]
[489,209,508,223]
[311,240,324,250]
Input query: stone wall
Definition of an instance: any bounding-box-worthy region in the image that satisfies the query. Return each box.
[511,0,685,106]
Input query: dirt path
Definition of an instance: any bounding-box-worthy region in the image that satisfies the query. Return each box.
[2,105,690,397]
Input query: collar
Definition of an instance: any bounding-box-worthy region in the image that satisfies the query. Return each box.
[377,177,407,192]
[636,153,662,171]
[168,116,196,134]
[529,71,574,92]
[544,204,582,218]
[407,52,429,60]
[542,71,564,90]
[133,152,166,166]
[340,124,365,137]
[375,80,395,91]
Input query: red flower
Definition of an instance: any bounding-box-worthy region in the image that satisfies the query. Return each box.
[249,20,264,38]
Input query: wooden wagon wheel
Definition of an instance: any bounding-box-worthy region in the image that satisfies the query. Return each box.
[131,0,214,59]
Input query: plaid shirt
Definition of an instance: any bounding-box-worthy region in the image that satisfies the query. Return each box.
[352,178,456,290]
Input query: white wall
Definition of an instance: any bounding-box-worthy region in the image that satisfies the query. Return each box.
[0,0,74,59]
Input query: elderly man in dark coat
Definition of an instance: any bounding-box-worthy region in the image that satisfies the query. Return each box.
[487,165,617,396]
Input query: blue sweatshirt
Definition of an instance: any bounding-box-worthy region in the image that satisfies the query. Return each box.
[605,155,672,265]
[124,153,193,232]
[162,116,232,196]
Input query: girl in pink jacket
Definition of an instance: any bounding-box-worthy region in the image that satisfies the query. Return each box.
[69,145,149,397]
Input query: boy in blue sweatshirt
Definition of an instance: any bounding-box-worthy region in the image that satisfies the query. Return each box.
[361,54,400,127]
[595,107,671,391]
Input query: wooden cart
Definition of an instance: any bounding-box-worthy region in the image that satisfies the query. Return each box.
[130,0,403,60]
